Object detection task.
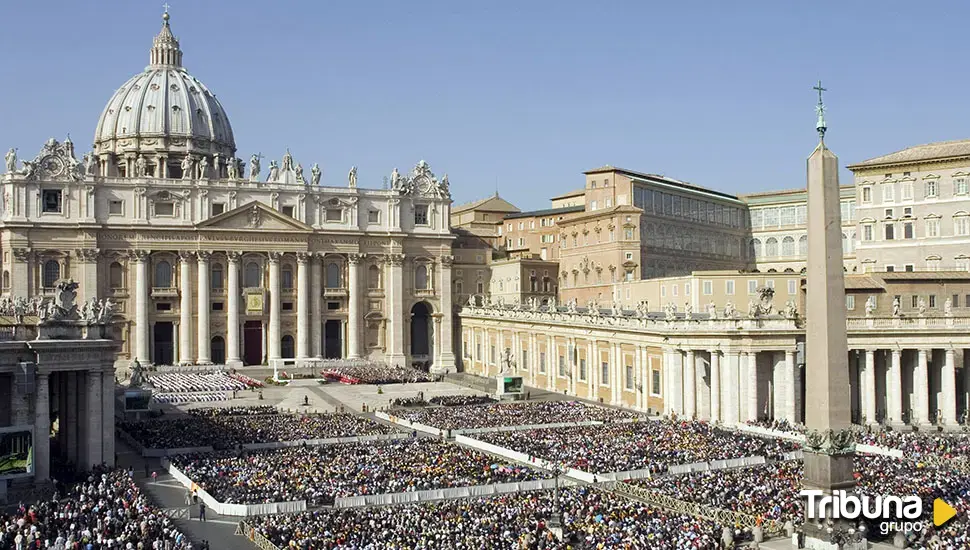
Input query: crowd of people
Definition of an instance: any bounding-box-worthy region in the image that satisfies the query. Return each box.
[0,467,192,549]
[320,362,433,385]
[171,438,546,506]
[744,419,806,436]
[856,430,970,461]
[146,372,262,393]
[187,405,278,417]
[152,392,229,404]
[119,411,394,450]
[390,394,498,409]
[400,400,641,430]
[251,486,732,549]
[477,420,800,474]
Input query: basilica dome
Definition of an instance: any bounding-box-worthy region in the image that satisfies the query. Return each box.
[93,11,235,177]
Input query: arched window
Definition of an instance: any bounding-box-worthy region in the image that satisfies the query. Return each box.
[798,235,808,256]
[109,262,124,289]
[781,236,795,257]
[750,238,762,259]
[415,265,429,290]
[281,335,295,358]
[325,262,340,288]
[368,265,381,289]
[281,265,294,289]
[765,238,778,258]
[154,260,171,288]
[42,260,60,288]
[211,336,226,364]
[211,263,224,289]
[244,262,261,288]
[1,270,9,289]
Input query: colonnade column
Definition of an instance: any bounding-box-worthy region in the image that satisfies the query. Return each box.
[386,254,405,367]
[100,367,115,467]
[177,252,193,365]
[738,352,749,423]
[65,373,77,464]
[771,352,785,421]
[942,349,957,426]
[784,350,796,423]
[267,252,282,361]
[310,255,323,358]
[746,351,759,422]
[437,256,456,372]
[723,351,740,426]
[296,253,310,360]
[84,370,102,470]
[590,340,599,400]
[914,349,930,425]
[132,251,150,364]
[634,345,643,410]
[710,351,721,423]
[196,252,211,364]
[863,350,876,424]
[33,372,50,482]
[671,350,683,415]
[611,343,620,405]
[226,252,242,367]
[529,333,538,387]
[889,349,902,424]
[683,350,696,418]
[346,253,362,359]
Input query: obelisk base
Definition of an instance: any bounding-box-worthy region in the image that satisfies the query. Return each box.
[803,451,866,550]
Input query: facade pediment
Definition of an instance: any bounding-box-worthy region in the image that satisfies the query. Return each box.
[197,201,312,232]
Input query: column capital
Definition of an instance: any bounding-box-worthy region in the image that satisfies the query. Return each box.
[178,250,196,263]
[296,252,311,264]
[12,247,32,262]
[196,251,212,263]
[439,255,455,267]
[384,253,405,266]
[127,249,150,263]
[348,252,366,265]
[226,251,242,263]
[74,248,101,262]
[268,251,283,264]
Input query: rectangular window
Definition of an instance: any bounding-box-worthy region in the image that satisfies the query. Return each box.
[863,224,873,241]
[154,201,174,216]
[749,209,763,229]
[702,280,713,295]
[590,200,597,211]
[929,295,937,308]
[558,355,565,377]
[625,365,634,390]
[281,205,295,218]
[766,279,775,289]
[901,181,913,200]
[884,223,894,240]
[956,178,969,195]
[903,222,914,239]
[42,190,63,214]
[952,294,959,308]
[846,295,855,310]
[955,216,970,236]
[883,183,894,202]
[601,362,609,385]
[414,204,429,225]
[326,209,342,222]
[763,208,778,227]
[926,219,939,237]
[912,295,919,308]
[672,285,678,297]
[748,280,758,294]
[108,200,124,215]
[926,180,938,198]
[579,358,587,381]
[476,343,481,360]
[211,202,225,216]
[660,285,666,298]
[780,206,796,226]
[905,264,914,272]
[651,370,661,396]
[886,265,895,272]
[211,302,224,311]
[788,279,797,295]
[539,352,546,373]
[368,209,381,224]
[861,187,872,203]
[155,302,172,311]
[282,302,293,311]
[725,280,735,295]
[521,350,528,370]
[490,344,496,365]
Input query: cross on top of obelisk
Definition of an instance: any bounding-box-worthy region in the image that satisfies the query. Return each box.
[814,80,827,139]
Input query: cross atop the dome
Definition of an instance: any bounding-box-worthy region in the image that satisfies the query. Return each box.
[162,3,171,23]
[163,3,170,14]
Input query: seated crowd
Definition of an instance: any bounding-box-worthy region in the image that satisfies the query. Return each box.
[119,411,393,450]
[856,430,970,461]
[745,419,806,436]
[251,486,732,549]
[320,362,432,385]
[146,372,262,393]
[152,392,229,404]
[389,394,497,409]
[188,405,278,417]
[0,467,192,549]
[171,438,546,506]
[400,400,641,430]
[477,420,799,474]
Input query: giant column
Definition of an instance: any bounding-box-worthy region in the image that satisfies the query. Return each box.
[196,252,211,364]
[310,255,323,358]
[33,372,50,482]
[268,252,282,361]
[942,349,957,427]
[784,349,797,423]
[436,255,457,373]
[226,252,242,367]
[346,253,362,358]
[10,249,31,299]
[889,349,902,424]
[74,249,100,304]
[746,351,759,422]
[724,351,740,426]
[683,349,696,418]
[296,253,310,360]
[100,366,115,467]
[386,254,406,367]
[914,349,930,425]
[863,350,876,424]
[178,251,194,365]
[132,251,150,363]
[801,84,860,549]
[710,350,721,423]
[84,370,102,470]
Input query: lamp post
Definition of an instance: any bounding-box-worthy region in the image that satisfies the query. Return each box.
[547,462,566,541]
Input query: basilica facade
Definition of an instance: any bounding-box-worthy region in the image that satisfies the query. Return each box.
[0,12,457,373]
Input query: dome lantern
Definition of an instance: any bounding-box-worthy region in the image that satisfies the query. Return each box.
[150,7,183,68]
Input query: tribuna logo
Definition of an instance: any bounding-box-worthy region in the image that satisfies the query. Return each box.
[801,490,924,534]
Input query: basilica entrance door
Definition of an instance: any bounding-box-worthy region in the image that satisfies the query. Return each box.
[153,322,174,366]
[244,321,263,365]
[324,320,342,359]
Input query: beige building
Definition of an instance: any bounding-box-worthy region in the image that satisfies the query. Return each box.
[502,206,584,262]
[488,255,559,306]
[450,193,519,248]
[848,140,970,274]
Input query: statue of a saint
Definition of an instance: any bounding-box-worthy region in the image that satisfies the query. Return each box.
[724,301,735,318]
[21,160,35,180]
[267,160,280,182]
[84,152,97,176]
[945,297,953,316]
[865,296,875,317]
[892,296,901,318]
[707,301,717,319]
[390,168,401,189]
[198,156,209,179]
[212,153,221,178]
[181,156,193,180]
[348,166,357,188]
[227,157,238,180]
[129,359,145,388]
[917,297,926,317]
[4,148,16,173]
[311,163,321,186]
[440,173,450,192]
[501,348,515,374]
[295,163,305,183]
[249,204,262,228]
[250,153,261,181]
[684,301,693,320]
[98,298,115,323]
[281,149,293,171]
[135,156,147,177]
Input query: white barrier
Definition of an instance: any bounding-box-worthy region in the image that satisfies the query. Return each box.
[732,424,903,459]
[160,458,306,517]
[241,432,410,451]
[376,411,608,437]
[375,412,442,436]
[454,434,600,483]
[332,477,571,508]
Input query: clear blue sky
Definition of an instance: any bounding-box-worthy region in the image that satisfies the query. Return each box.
[2,1,968,210]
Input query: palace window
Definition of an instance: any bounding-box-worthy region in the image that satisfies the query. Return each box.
[368,265,382,289]
[903,222,914,239]
[651,370,661,396]
[884,223,894,240]
[863,223,873,241]
[579,358,587,381]
[415,265,431,290]
[109,262,124,289]
[326,209,342,222]
[703,280,713,295]
[926,180,938,198]
[956,178,969,196]
[765,237,778,258]
[799,235,808,256]
[42,190,62,214]
[601,362,609,385]
[781,236,795,257]
[244,261,261,287]
[281,266,294,289]
[414,204,429,225]
[155,201,175,216]
[211,263,224,289]
[846,295,855,310]
[901,181,913,200]
[325,262,341,288]
[725,280,735,295]
[954,213,970,236]
[788,279,797,295]
[882,183,894,202]
[861,187,872,204]
[748,280,758,294]
[154,260,172,288]
[42,260,60,288]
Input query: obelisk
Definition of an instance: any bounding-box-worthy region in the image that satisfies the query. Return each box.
[802,82,860,549]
